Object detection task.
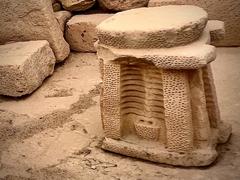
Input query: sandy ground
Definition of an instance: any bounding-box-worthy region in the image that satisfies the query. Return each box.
[0,48,239,180]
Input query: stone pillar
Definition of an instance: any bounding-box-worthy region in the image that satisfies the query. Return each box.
[162,70,193,152]
[102,62,121,139]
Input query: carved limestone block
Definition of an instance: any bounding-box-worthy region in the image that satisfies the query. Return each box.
[96,5,231,166]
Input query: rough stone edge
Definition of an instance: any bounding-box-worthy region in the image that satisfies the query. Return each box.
[0,41,56,97]
[102,137,218,166]
[96,44,216,69]
[97,6,208,49]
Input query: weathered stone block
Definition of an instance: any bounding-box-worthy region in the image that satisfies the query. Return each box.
[148,0,240,46]
[98,0,149,11]
[55,11,72,32]
[0,0,70,62]
[58,0,95,11]
[0,41,56,97]
[66,14,112,52]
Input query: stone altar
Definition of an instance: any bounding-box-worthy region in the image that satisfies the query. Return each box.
[96,5,231,166]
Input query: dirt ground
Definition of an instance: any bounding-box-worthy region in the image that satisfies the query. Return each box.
[0,48,239,180]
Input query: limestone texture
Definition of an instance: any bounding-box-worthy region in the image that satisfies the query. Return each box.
[97,6,208,49]
[0,41,56,97]
[0,0,70,62]
[148,0,240,46]
[98,0,149,11]
[0,48,239,179]
[55,11,72,32]
[66,14,112,52]
[96,6,231,166]
[58,0,95,11]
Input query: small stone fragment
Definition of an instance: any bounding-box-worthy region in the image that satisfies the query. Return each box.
[66,14,112,52]
[207,20,225,43]
[98,0,149,11]
[58,0,96,11]
[53,2,62,12]
[0,41,56,97]
[55,11,72,32]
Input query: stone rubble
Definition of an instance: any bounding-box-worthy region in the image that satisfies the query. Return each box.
[0,0,70,62]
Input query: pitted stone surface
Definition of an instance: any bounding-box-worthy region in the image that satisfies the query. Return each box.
[98,0,149,11]
[66,14,112,52]
[148,0,240,46]
[97,5,208,49]
[97,5,231,167]
[96,29,216,69]
[0,0,70,62]
[0,41,56,97]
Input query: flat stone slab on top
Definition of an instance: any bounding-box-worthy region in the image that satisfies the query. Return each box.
[97,5,208,48]
[97,28,217,69]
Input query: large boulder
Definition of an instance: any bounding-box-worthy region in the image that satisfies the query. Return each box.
[148,0,240,46]
[0,0,70,62]
[66,14,112,52]
[58,0,96,11]
[0,41,56,97]
[98,0,149,11]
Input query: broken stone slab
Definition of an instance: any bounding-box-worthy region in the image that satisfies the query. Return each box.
[98,0,149,11]
[66,14,112,52]
[0,41,56,97]
[55,11,72,32]
[97,6,208,49]
[0,0,70,62]
[58,0,95,11]
[148,0,240,46]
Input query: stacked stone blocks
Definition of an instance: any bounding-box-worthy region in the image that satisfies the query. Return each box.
[96,6,231,166]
